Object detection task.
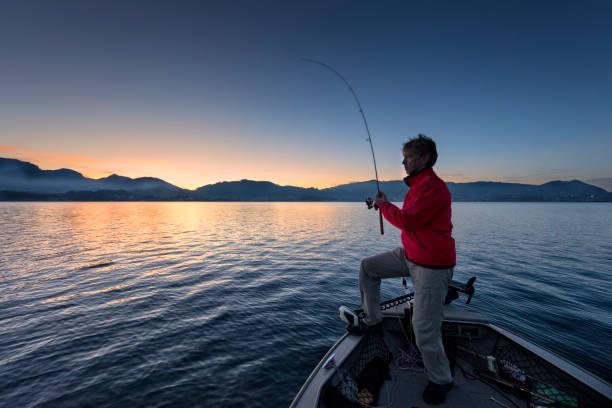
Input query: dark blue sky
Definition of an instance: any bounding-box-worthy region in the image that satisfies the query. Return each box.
[1,1,611,189]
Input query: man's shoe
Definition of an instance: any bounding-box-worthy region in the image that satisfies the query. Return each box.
[346,320,383,336]
[422,381,453,405]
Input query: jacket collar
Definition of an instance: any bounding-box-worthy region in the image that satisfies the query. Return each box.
[404,167,433,187]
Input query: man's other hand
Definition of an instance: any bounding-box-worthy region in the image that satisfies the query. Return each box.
[374,191,388,209]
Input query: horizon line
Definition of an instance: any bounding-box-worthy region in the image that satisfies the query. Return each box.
[2,156,609,192]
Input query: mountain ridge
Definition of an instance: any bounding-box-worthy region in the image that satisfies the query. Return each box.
[1,157,610,202]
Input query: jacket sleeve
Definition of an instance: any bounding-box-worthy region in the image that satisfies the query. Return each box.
[379,185,446,232]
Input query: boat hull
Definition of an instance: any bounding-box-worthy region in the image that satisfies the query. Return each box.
[291,302,611,408]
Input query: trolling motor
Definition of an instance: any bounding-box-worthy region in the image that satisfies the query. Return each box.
[445,276,477,305]
[348,276,478,323]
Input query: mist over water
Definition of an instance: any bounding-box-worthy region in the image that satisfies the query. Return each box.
[1,202,611,407]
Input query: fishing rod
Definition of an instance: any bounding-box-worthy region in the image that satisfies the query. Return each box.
[301,58,384,235]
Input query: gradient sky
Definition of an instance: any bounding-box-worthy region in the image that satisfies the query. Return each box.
[1,1,611,189]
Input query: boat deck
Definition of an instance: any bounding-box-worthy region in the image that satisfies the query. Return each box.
[293,302,611,408]
[378,334,526,408]
[379,365,524,408]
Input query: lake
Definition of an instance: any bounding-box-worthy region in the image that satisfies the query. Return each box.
[1,202,611,407]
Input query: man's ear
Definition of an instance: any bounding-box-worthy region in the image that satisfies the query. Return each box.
[422,153,431,168]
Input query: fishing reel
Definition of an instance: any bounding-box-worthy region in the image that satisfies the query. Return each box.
[366,196,384,234]
[365,196,380,210]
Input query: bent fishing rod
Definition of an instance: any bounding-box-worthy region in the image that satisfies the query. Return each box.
[301,58,384,235]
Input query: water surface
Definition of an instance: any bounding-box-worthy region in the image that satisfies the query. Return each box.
[1,202,611,407]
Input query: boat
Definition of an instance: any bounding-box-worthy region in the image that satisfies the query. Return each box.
[290,278,612,407]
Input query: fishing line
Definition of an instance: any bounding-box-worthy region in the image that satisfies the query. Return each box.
[301,58,384,234]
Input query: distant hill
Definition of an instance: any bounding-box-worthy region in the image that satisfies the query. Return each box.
[447,180,610,202]
[194,179,332,201]
[587,177,612,192]
[1,158,610,202]
[321,179,611,202]
[320,180,409,201]
[0,158,187,199]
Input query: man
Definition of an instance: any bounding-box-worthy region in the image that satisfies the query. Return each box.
[347,134,456,405]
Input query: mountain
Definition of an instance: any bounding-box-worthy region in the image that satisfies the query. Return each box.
[321,179,611,202]
[587,178,612,192]
[0,158,187,199]
[193,179,331,201]
[447,180,609,201]
[96,174,183,191]
[1,158,610,202]
[1,158,91,193]
[320,180,408,201]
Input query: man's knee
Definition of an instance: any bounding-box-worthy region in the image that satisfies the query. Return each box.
[360,257,375,278]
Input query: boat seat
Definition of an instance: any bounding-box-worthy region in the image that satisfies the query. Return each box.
[443,303,489,324]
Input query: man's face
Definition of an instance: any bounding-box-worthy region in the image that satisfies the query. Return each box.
[402,149,429,176]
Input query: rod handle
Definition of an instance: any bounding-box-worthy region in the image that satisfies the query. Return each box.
[379,210,384,235]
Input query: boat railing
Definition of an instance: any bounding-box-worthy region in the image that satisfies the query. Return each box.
[354,276,477,319]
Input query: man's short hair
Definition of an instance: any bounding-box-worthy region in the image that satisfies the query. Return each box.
[403,134,438,168]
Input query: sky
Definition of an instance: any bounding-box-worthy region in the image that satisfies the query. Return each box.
[1,1,611,190]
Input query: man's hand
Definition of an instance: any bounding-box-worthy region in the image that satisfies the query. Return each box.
[374,191,388,209]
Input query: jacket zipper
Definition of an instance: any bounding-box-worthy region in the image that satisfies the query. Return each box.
[412,231,426,249]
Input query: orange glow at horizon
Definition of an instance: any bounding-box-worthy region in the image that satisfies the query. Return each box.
[2,145,366,189]
[2,144,559,190]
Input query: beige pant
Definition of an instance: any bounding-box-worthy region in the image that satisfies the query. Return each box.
[359,246,453,385]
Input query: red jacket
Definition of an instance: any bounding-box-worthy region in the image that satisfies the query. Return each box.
[379,168,456,268]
